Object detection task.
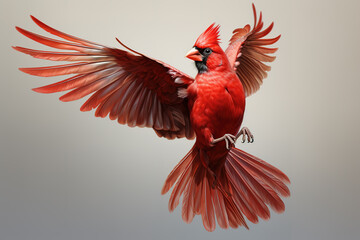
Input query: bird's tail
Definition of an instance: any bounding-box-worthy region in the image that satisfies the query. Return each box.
[161,145,290,232]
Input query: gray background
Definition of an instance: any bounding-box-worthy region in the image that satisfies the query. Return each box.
[1,0,360,239]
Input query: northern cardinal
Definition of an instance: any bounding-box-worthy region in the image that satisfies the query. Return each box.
[14,4,290,231]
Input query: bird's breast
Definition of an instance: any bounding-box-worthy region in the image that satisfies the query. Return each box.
[188,72,245,141]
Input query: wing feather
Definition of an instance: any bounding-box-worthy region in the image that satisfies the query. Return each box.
[225,3,280,97]
[14,16,195,139]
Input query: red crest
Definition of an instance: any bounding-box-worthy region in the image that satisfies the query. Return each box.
[194,23,221,48]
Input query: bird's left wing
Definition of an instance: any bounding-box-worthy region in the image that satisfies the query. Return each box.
[225,4,280,97]
[14,16,195,139]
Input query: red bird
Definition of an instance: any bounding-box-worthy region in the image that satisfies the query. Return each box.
[14,4,290,231]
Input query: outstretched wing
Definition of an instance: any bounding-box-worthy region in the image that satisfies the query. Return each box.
[14,16,195,140]
[225,4,280,97]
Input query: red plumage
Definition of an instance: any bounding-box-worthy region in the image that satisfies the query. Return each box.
[194,23,221,48]
[14,3,289,232]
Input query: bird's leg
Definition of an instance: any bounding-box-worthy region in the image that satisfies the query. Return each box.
[210,127,254,150]
[211,134,237,150]
[235,126,254,143]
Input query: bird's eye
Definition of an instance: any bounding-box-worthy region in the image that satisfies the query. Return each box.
[204,48,212,55]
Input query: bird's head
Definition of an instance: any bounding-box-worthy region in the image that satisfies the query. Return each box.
[186,23,228,73]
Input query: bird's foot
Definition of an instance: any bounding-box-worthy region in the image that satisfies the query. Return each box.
[236,126,254,143]
[211,133,236,150]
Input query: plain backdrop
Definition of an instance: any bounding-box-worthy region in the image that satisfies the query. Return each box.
[1,0,360,239]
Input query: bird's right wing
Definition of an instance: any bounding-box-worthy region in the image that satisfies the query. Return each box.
[225,4,280,97]
[14,16,195,140]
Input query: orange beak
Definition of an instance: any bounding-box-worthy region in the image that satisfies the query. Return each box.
[186,48,202,61]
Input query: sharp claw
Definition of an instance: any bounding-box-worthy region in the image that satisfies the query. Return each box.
[236,127,255,144]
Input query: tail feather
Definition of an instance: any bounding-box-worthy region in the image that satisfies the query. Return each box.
[223,193,248,229]
[227,153,285,213]
[193,168,204,215]
[226,203,238,228]
[182,178,195,223]
[230,181,259,223]
[162,145,290,231]
[201,174,216,231]
[225,159,271,220]
[161,146,197,194]
[168,158,193,211]
[213,188,229,229]
[232,148,290,183]
[222,187,248,229]
[237,157,290,197]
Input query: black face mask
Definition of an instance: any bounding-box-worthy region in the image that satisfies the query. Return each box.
[194,47,212,73]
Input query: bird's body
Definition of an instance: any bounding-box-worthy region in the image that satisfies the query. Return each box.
[14,4,290,232]
[189,65,245,149]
